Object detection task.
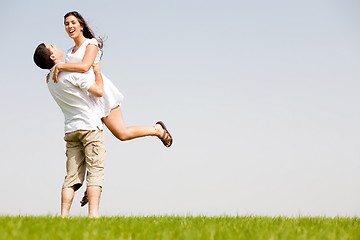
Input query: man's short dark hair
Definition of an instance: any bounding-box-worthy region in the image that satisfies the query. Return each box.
[33,43,54,69]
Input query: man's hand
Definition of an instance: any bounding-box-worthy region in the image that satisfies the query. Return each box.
[87,62,103,97]
[92,63,101,74]
[52,63,63,83]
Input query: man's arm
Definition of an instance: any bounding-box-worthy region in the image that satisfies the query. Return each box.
[87,63,103,97]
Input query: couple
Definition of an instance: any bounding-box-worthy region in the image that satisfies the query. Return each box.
[33,11,173,218]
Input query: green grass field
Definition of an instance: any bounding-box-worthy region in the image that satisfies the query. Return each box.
[0,216,359,240]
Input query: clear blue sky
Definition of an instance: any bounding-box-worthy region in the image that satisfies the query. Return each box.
[1,0,359,217]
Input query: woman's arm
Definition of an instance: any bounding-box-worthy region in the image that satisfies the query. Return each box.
[53,44,98,82]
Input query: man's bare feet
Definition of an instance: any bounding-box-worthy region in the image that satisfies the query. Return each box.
[155,121,173,147]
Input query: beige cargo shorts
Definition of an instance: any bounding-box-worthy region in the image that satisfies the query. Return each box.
[63,129,106,191]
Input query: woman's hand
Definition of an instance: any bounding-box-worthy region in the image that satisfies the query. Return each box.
[52,63,63,83]
[46,72,50,83]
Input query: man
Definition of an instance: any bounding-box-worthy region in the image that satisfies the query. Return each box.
[34,43,105,218]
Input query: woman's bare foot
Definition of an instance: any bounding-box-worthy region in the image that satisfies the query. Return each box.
[154,121,173,147]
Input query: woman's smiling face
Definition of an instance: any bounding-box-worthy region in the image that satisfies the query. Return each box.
[64,15,83,39]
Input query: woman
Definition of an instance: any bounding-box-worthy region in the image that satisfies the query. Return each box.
[53,11,173,148]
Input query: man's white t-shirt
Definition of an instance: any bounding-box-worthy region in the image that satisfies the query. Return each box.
[47,67,103,133]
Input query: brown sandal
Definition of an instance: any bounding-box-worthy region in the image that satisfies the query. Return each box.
[80,191,88,207]
[156,121,173,148]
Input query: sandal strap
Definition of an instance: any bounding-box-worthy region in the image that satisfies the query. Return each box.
[161,129,168,141]
[156,121,173,147]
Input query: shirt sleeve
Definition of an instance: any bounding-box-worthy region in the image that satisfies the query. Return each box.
[87,38,99,47]
[86,38,102,64]
[67,73,95,91]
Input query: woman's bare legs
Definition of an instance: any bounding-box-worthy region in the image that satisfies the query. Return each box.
[102,106,172,145]
[80,106,172,208]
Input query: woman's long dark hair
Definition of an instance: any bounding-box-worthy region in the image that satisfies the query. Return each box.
[64,11,104,51]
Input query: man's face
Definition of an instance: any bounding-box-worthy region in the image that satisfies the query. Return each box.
[45,44,63,61]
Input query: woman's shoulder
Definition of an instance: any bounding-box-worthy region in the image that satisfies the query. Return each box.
[85,38,99,46]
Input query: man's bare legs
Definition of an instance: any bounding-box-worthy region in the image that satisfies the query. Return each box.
[61,187,75,218]
[102,106,172,145]
[87,186,102,218]
[61,186,101,218]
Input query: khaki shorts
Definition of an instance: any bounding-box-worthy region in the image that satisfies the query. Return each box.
[63,129,106,191]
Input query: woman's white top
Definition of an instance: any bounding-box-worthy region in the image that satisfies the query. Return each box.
[65,38,124,118]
